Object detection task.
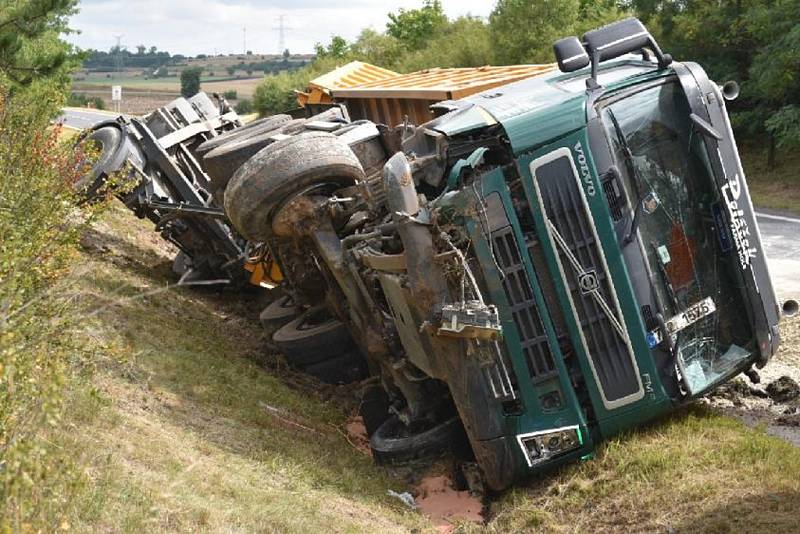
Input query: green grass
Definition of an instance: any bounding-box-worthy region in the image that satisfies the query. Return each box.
[59,203,431,532]
[478,402,800,532]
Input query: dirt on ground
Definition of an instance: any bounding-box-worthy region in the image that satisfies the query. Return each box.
[707,316,800,445]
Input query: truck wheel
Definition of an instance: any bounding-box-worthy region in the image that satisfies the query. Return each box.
[196,114,290,155]
[74,125,128,199]
[202,124,286,194]
[224,131,364,242]
[259,293,299,331]
[272,306,354,366]
[301,349,367,384]
[369,416,465,464]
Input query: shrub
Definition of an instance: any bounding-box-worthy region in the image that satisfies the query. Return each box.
[223,90,238,100]
[235,98,253,114]
[180,66,202,98]
[67,92,105,110]
[0,77,99,529]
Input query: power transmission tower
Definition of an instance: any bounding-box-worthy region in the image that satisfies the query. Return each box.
[243,26,247,54]
[113,35,124,79]
[273,15,290,55]
[112,35,124,112]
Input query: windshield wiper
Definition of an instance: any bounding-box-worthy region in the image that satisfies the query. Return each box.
[606,109,644,247]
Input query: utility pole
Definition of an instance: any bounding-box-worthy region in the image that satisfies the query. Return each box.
[274,15,287,55]
[113,34,124,80]
[113,35,124,113]
[243,26,247,55]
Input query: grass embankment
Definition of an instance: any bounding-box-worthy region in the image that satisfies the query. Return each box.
[481,317,800,533]
[61,203,800,533]
[742,144,800,216]
[58,202,428,532]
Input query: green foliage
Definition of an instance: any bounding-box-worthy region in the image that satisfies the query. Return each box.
[67,91,105,109]
[0,0,78,85]
[489,0,626,64]
[235,97,253,114]
[253,56,342,115]
[386,0,447,51]
[0,74,101,529]
[180,66,202,98]
[222,89,237,100]
[314,35,350,59]
[394,16,493,72]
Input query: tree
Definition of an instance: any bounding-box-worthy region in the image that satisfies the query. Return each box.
[149,45,158,55]
[489,0,626,65]
[386,0,447,51]
[314,35,350,59]
[283,48,291,60]
[180,66,202,97]
[226,65,236,76]
[0,0,79,84]
[136,44,146,55]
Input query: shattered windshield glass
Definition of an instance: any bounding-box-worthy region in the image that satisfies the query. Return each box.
[600,81,754,395]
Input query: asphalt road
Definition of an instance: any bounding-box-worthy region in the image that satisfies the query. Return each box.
[57,107,800,300]
[57,107,121,130]
[757,211,800,301]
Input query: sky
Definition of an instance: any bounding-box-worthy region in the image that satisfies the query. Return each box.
[66,0,495,56]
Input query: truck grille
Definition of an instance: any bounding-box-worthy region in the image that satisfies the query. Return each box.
[529,151,643,409]
[491,226,557,382]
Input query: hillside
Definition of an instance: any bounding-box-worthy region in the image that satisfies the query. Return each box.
[49,197,800,533]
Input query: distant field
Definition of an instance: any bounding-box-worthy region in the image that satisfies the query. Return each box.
[74,74,264,100]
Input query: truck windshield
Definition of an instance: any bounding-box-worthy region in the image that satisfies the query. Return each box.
[600,81,754,395]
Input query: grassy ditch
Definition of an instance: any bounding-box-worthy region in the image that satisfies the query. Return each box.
[59,203,428,532]
[61,203,800,533]
[482,317,800,533]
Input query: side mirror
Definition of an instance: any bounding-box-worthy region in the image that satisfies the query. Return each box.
[720,80,740,101]
[554,37,590,73]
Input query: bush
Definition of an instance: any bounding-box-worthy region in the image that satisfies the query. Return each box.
[223,90,238,100]
[180,66,202,98]
[235,98,253,114]
[0,77,100,529]
[253,57,341,116]
[67,92,105,110]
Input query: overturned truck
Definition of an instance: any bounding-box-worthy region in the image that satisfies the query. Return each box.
[83,18,793,491]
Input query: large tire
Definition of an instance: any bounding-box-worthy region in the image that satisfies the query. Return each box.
[224,131,364,242]
[370,416,466,464]
[196,114,290,155]
[272,306,354,366]
[202,119,309,195]
[74,125,128,199]
[259,294,299,330]
[301,350,367,384]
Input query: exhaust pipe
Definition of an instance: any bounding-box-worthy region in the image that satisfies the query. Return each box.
[783,299,799,318]
[720,80,740,101]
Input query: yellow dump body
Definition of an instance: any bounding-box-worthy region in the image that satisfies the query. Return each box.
[330,64,557,125]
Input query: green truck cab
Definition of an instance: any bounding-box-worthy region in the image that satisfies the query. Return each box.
[424,18,783,489]
[221,18,788,491]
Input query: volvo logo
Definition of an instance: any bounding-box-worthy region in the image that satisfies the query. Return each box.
[573,141,596,196]
[578,270,599,294]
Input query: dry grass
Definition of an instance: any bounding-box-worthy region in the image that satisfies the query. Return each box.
[55,200,800,533]
[61,202,430,533]
[477,318,800,533]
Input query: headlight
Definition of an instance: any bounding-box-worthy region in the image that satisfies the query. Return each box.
[516,426,582,467]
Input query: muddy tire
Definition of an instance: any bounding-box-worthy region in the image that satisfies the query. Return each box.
[202,125,285,194]
[272,306,354,366]
[224,131,364,241]
[259,294,299,329]
[196,114,290,155]
[369,416,465,464]
[301,350,367,384]
[74,125,128,199]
